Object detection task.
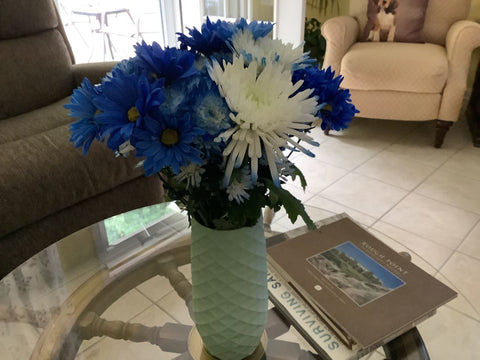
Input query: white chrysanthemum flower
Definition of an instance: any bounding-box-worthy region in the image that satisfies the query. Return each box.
[117,140,136,156]
[207,55,320,186]
[175,163,205,188]
[226,168,253,204]
[231,29,309,72]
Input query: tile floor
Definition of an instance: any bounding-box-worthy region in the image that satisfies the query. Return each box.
[74,110,480,359]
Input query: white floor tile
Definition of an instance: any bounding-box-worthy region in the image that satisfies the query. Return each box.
[383,121,462,168]
[306,195,377,227]
[457,221,480,261]
[135,264,191,303]
[355,151,436,190]
[101,288,153,322]
[381,193,479,249]
[289,156,349,194]
[415,168,480,214]
[156,291,195,326]
[440,147,480,181]
[308,138,381,171]
[332,117,418,143]
[417,306,480,360]
[136,275,172,303]
[439,252,480,317]
[435,273,480,321]
[370,221,453,273]
[320,173,408,218]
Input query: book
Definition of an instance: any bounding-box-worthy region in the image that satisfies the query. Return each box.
[267,264,370,360]
[267,214,457,351]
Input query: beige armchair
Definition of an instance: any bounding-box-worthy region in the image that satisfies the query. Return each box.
[321,0,480,147]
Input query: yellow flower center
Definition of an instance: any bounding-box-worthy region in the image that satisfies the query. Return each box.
[323,104,333,112]
[127,106,140,122]
[161,128,179,146]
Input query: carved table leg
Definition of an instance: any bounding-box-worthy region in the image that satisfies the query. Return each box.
[78,312,192,353]
[434,120,453,148]
[323,125,331,136]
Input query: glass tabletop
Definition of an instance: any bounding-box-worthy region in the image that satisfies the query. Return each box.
[0,203,427,360]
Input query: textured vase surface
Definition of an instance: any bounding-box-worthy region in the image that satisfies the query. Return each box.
[190,217,268,360]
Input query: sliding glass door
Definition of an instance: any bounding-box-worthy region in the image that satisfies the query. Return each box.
[59,0,304,62]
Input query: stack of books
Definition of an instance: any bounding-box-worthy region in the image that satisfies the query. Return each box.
[267,214,457,360]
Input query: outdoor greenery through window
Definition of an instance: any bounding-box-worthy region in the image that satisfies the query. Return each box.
[104,203,179,245]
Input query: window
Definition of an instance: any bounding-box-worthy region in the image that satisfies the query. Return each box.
[93,202,189,265]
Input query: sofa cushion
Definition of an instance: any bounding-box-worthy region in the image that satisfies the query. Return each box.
[0,30,73,119]
[0,125,146,237]
[0,0,58,39]
[340,42,448,93]
[0,97,72,145]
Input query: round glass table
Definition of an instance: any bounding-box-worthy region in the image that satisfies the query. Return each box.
[0,203,428,360]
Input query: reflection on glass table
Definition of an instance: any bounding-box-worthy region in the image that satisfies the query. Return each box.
[0,203,429,360]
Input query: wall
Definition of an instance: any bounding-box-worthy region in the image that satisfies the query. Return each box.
[469,0,480,19]
[305,0,349,22]
[252,0,275,21]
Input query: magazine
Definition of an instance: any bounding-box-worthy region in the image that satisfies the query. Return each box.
[267,214,457,350]
[267,264,369,360]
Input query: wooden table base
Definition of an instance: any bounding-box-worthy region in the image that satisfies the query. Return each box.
[188,328,268,360]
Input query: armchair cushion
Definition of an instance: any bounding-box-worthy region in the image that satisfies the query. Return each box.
[341,42,448,93]
[361,0,430,43]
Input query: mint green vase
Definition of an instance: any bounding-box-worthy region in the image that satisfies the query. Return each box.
[190,216,268,360]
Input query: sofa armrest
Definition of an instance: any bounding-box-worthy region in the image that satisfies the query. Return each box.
[321,16,360,75]
[438,20,480,121]
[72,61,117,86]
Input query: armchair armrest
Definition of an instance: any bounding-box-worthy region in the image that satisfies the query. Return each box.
[72,61,118,86]
[445,20,480,73]
[321,16,360,74]
[438,20,480,121]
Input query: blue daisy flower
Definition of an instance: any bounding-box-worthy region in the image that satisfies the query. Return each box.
[65,78,102,155]
[292,66,358,131]
[133,41,197,85]
[108,58,145,78]
[191,75,231,136]
[69,118,102,156]
[93,72,166,151]
[233,18,273,39]
[132,113,205,175]
[177,17,235,56]
[65,78,100,121]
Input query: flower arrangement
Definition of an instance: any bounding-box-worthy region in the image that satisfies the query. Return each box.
[66,17,357,230]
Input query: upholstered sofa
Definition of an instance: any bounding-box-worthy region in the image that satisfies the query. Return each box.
[0,0,164,277]
[321,0,480,147]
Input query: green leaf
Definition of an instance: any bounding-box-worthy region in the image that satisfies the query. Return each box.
[265,179,316,230]
[290,165,308,190]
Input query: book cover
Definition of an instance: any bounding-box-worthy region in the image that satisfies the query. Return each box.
[267,214,457,349]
